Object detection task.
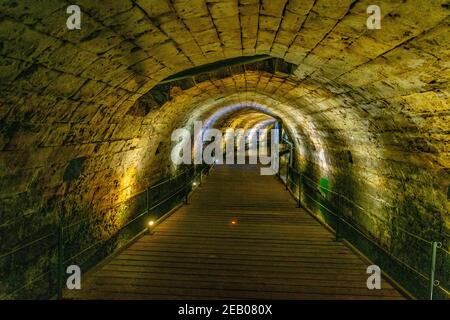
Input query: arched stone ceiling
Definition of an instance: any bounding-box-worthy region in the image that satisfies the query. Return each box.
[217,110,275,131]
[0,0,449,244]
[140,69,440,223]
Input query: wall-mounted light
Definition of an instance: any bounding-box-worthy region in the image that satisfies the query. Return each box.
[193,181,197,186]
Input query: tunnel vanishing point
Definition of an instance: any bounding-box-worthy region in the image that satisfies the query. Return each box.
[0,0,449,300]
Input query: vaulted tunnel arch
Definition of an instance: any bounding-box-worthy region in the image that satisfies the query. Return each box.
[0,0,449,300]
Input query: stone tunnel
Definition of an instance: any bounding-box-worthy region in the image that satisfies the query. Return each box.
[0,0,449,300]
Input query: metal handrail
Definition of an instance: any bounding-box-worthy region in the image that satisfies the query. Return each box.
[294,170,438,244]
[150,166,194,190]
[0,268,53,300]
[301,182,433,284]
[0,164,210,299]
[0,169,197,233]
[439,246,450,255]
[338,214,431,281]
[63,180,197,266]
[60,168,196,232]
[283,162,449,299]
[0,232,56,260]
[0,211,35,229]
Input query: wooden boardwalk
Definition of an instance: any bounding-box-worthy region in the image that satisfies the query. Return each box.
[68,165,404,300]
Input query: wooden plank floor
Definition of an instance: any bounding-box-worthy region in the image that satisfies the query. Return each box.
[67,164,405,300]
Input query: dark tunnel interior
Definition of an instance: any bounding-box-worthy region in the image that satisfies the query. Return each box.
[0,0,449,301]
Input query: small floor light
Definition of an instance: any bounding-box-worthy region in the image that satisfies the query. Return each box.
[193,181,197,186]
[147,219,156,235]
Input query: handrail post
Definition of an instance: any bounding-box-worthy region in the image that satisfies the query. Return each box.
[297,173,301,208]
[184,170,189,205]
[146,186,150,214]
[57,212,63,300]
[276,150,281,179]
[429,241,438,300]
[335,194,341,241]
[285,162,289,190]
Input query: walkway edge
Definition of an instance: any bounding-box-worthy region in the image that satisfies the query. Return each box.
[285,186,414,300]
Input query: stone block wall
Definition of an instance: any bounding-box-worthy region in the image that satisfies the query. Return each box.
[0,0,449,298]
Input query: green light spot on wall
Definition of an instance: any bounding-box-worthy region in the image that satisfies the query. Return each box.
[319,177,330,217]
[320,177,329,194]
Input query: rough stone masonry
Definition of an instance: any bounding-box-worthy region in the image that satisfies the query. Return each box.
[0,0,449,298]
